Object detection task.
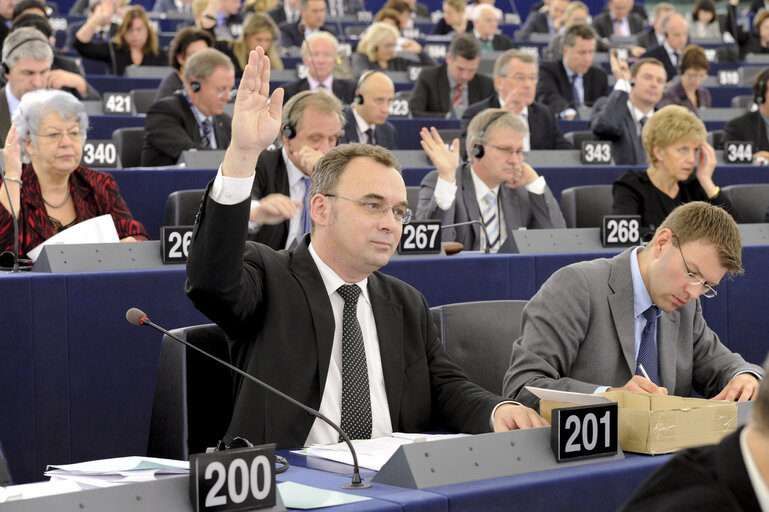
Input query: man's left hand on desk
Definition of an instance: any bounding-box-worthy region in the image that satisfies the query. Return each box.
[712,373,760,402]
[493,403,550,431]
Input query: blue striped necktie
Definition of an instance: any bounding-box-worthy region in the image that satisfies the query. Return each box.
[482,192,500,252]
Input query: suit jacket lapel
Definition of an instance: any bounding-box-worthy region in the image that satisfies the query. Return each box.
[438,65,450,113]
[657,308,679,390]
[607,249,638,374]
[558,62,572,102]
[367,272,404,427]
[179,95,203,144]
[459,164,482,243]
[290,236,336,392]
[499,185,523,233]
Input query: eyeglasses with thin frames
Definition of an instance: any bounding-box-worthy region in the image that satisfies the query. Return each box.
[672,234,718,298]
[324,194,413,225]
[483,143,525,159]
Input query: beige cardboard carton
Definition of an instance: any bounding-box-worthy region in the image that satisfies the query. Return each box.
[540,391,737,455]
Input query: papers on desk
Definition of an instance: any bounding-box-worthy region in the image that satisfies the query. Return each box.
[302,433,467,471]
[44,456,189,489]
[277,481,370,509]
[27,214,119,261]
[525,386,613,405]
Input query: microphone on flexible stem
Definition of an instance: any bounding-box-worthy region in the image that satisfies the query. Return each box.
[0,158,22,272]
[441,219,491,253]
[126,307,372,490]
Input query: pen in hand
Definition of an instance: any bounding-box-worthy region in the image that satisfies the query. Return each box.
[638,364,651,381]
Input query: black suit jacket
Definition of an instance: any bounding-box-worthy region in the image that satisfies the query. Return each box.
[281,77,356,104]
[0,86,11,143]
[337,105,398,149]
[515,11,551,40]
[536,60,609,116]
[723,110,769,153]
[64,20,119,51]
[279,20,336,48]
[619,429,761,512]
[248,147,292,250]
[590,88,646,165]
[459,95,571,158]
[267,4,288,24]
[141,93,232,166]
[185,192,502,448]
[591,12,645,39]
[640,45,678,81]
[636,28,661,50]
[409,63,495,118]
[489,33,514,50]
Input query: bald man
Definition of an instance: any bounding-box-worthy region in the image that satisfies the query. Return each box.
[338,70,398,149]
[639,13,688,81]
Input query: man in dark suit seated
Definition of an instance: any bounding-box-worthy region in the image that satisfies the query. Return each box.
[248,90,344,250]
[279,0,337,48]
[620,353,769,511]
[590,56,666,166]
[591,0,645,39]
[639,13,688,82]
[635,2,674,50]
[515,0,568,41]
[503,200,763,410]
[417,109,566,251]
[338,71,398,149]
[282,32,356,104]
[62,0,118,51]
[536,23,610,120]
[409,34,495,118]
[268,0,300,24]
[471,4,513,52]
[724,67,769,165]
[186,48,548,448]
[460,49,570,159]
[141,49,233,167]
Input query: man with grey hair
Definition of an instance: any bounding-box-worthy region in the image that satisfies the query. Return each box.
[460,49,570,159]
[639,12,689,81]
[279,0,337,48]
[0,26,52,139]
[620,352,769,510]
[472,4,512,52]
[409,33,495,118]
[141,48,234,166]
[248,90,345,250]
[281,32,355,104]
[591,0,645,39]
[636,2,674,50]
[417,108,565,251]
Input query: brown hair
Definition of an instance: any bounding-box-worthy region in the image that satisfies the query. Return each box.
[375,8,402,28]
[630,57,665,78]
[679,45,709,74]
[310,143,402,198]
[231,12,282,71]
[169,27,214,71]
[113,5,159,56]
[655,201,743,275]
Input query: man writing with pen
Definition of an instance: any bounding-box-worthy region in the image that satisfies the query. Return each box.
[503,201,764,410]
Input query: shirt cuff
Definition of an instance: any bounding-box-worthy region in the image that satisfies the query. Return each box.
[524,175,547,195]
[560,108,576,119]
[211,165,254,205]
[248,198,260,232]
[489,400,522,430]
[594,386,610,394]
[613,79,631,93]
[434,175,458,210]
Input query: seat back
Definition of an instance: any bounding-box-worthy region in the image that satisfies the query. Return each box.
[164,189,206,226]
[147,324,234,459]
[406,186,420,211]
[721,184,769,223]
[124,65,174,78]
[563,130,597,148]
[0,438,12,485]
[559,185,614,228]
[130,88,159,114]
[112,127,145,168]
[430,300,527,395]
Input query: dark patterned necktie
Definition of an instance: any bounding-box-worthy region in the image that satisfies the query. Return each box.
[636,305,660,385]
[300,176,311,235]
[365,128,375,145]
[200,118,212,148]
[337,284,372,441]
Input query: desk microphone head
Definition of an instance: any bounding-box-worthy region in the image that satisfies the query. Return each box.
[126,308,148,326]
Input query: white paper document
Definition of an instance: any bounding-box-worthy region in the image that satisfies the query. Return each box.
[525,386,613,405]
[303,433,467,471]
[28,214,120,261]
[277,481,370,509]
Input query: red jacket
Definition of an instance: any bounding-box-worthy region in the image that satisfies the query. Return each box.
[0,165,149,259]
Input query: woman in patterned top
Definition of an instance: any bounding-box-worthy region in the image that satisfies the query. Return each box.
[0,89,148,260]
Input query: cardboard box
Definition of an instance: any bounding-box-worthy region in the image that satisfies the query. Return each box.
[540,391,737,455]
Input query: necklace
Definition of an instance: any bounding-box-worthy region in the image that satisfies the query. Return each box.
[43,187,71,208]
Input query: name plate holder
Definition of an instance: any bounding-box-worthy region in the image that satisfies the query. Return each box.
[372,427,624,489]
[32,241,167,273]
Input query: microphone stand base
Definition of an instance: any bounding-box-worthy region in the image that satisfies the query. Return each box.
[341,481,372,490]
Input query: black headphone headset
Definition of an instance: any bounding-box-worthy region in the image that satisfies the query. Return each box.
[2,37,46,75]
[353,70,378,105]
[281,92,314,139]
[470,111,507,159]
[754,69,769,105]
[189,80,201,93]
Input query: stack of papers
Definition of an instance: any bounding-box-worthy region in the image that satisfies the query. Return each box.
[45,456,189,489]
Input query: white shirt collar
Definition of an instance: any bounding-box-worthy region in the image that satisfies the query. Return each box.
[469,165,500,206]
[740,428,769,511]
[5,85,20,117]
[281,146,309,187]
[352,106,375,134]
[308,242,371,304]
[307,74,333,91]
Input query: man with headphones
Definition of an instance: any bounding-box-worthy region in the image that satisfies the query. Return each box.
[337,70,397,149]
[724,67,769,165]
[590,54,666,166]
[248,90,345,250]
[141,48,233,166]
[282,32,355,104]
[639,12,688,82]
[279,0,336,48]
[416,108,565,252]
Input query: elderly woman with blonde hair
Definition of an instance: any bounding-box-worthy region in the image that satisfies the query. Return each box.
[223,12,284,76]
[612,105,737,234]
[351,21,435,78]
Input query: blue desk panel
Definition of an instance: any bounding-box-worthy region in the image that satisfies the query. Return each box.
[1,249,767,485]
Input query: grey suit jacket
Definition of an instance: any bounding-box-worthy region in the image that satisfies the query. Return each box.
[590,88,646,165]
[0,86,10,143]
[416,163,566,250]
[502,248,764,409]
